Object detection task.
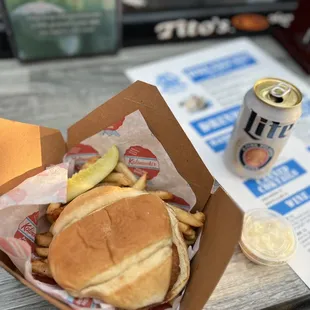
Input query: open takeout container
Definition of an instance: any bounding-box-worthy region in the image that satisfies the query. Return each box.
[0,81,243,310]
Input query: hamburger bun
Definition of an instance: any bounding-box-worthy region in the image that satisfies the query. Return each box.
[49,187,190,309]
[51,186,146,236]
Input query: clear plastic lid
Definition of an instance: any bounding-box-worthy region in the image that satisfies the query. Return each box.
[240,209,297,265]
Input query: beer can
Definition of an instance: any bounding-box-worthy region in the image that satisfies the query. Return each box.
[224,78,302,179]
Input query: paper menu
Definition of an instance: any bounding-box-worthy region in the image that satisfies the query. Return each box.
[126,38,310,150]
[126,38,310,288]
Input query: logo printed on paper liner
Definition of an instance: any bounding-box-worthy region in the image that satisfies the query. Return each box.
[63,144,99,171]
[4,188,27,204]
[64,295,100,308]
[70,297,100,308]
[14,211,39,253]
[6,188,27,204]
[101,117,125,137]
[124,146,160,180]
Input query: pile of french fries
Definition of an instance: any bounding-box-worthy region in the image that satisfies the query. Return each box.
[172,206,205,246]
[32,232,53,277]
[32,156,205,278]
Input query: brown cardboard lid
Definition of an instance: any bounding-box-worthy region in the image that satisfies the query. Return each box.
[68,81,214,211]
[181,188,243,310]
[0,119,66,194]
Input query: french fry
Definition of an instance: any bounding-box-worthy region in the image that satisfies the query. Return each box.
[49,223,55,234]
[36,247,49,258]
[185,239,195,246]
[178,222,195,237]
[193,211,206,223]
[104,172,132,186]
[184,230,196,241]
[115,162,137,185]
[148,190,173,200]
[46,203,61,214]
[31,260,53,278]
[35,232,53,247]
[170,205,203,227]
[80,156,101,170]
[95,182,121,188]
[133,173,147,190]
[46,203,64,224]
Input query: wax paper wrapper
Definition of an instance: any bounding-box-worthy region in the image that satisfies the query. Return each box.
[0,110,200,310]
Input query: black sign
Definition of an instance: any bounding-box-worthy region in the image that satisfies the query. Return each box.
[123,1,297,46]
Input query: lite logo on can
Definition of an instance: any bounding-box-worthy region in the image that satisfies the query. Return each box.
[244,110,295,140]
[224,78,302,179]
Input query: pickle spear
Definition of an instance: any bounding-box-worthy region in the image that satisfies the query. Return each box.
[67,145,119,202]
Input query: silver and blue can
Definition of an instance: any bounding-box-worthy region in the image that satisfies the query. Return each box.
[224,78,303,179]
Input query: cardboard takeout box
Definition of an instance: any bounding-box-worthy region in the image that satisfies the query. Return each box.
[0,81,243,310]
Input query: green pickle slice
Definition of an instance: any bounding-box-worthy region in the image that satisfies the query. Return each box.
[67,145,119,202]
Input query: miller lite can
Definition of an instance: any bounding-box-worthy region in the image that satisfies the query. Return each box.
[224,78,302,178]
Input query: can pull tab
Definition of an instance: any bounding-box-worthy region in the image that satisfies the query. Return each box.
[269,82,291,103]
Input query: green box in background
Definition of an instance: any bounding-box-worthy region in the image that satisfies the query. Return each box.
[2,0,121,61]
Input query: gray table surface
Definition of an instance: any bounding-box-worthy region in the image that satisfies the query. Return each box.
[0,36,309,310]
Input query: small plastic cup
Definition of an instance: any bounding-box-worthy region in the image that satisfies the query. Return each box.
[239,209,297,266]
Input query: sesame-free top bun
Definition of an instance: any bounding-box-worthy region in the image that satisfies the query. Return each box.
[49,187,190,310]
[51,186,146,236]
